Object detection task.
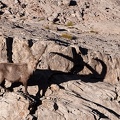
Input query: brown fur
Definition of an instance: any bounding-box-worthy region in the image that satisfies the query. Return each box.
[0,59,37,94]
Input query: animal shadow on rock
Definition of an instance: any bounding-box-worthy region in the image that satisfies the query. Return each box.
[2,44,107,96]
[27,46,107,99]
[49,47,107,84]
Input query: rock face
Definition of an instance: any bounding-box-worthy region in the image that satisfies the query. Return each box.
[0,0,120,120]
[0,35,7,62]
[0,91,30,120]
[37,82,120,120]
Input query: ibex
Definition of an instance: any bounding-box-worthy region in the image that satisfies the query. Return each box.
[0,43,46,94]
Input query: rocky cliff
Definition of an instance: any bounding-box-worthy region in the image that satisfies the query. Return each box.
[0,0,120,120]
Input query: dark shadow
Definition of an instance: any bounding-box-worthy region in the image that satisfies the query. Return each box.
[50,47,85,74]
[86,106,109,120]
[0,11,4,15]
[47,38,70,47]
[26,45,107,98]
[28,94,42,115]
[27,55,107,98]
[54,102,59,111]
[82,58,107,82]
[7,82,22,92]
[81,8,85,20]
[50,47,107,81]
[79,46,88,55]
[53,18,59,23]
[12,24,24,29]
[69,0,77,6]
[0,1,7,9]
[28,70,51,98]
[6,37,13,63]
[72,36,77,40]
[57,28,67,32]
[28,39,34,48]
[70,47,85,74]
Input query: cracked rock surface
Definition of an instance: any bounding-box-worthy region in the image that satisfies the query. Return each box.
[0,0,120,120]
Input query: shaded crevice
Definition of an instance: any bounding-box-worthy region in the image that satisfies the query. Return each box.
[6,37,13,63]
[54,102,59,111]
[85,2,90,9]
[17,0,21,5]
[69,0,77,6]
[117,77,119,81]
[28,95,42,115]
[0,11,4,15]
[28,39,34,48]
[0,1,7,9]
[47,38,70,47]
[86,106,110,120]
[53,18,59,23]
[81,8,85,20]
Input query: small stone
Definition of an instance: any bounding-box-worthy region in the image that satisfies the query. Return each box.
[50,84,60,92]
[45,88,52,96]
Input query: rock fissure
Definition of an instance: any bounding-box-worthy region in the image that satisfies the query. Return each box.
[0,0,120,120]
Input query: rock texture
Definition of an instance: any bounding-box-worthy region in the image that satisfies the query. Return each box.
[0,92,30,120]
[0,0,120,120]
